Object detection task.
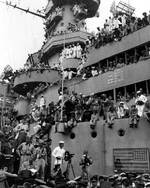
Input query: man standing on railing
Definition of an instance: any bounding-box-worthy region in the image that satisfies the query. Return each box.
[135,90,147,117]
[39,95,46,111]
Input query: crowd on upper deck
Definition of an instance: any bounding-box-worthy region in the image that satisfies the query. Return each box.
[85,11,150,49]
[14,61,51,77]
[4,7,150,87]
[44,1,150,44]
[58,40,150,82]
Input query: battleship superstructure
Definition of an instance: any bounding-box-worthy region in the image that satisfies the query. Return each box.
[13,0,150,177]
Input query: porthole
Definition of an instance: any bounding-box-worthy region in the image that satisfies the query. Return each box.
[118,129,125,137]
[70,132,75,139]
[91,131,97,138]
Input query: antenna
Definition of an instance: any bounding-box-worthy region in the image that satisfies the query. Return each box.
[0,0,45,19]
[116,1,135,16]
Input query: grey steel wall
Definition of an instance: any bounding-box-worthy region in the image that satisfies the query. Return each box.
[50,118,150,177]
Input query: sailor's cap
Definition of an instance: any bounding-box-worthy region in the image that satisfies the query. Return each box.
[59,140,64,144]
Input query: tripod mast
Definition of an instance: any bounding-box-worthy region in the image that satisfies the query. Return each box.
[0,0,45,19]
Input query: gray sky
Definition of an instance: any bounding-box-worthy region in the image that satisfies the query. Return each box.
[0,0,150,74]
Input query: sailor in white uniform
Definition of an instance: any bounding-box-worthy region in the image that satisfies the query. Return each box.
[52,141,65,171]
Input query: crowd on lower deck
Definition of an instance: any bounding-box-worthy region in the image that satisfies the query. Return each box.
[11,84,150,139]
[0,84,150,187]
[0,95,150,186]
[0,110,150,188]
[1,132,150,188]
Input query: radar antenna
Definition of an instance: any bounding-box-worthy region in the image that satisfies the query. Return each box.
[0,0,45,19]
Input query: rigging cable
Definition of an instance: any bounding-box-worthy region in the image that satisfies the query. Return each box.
[60,31,66,121]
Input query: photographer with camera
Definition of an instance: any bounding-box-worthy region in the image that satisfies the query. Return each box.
[80,150,93,181]
[64,151,75,163]
[63,151,75,179]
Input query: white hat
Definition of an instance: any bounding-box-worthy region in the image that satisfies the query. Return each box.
[59,141,64,144]
[145,183,150,187]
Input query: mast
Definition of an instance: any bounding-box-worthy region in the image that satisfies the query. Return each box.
[0,82,7,129]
